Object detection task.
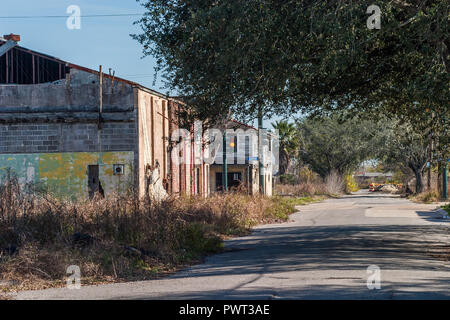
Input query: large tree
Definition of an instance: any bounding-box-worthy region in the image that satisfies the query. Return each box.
[296,116,386,178]
[133,1,449,129]
[379,122,430,193]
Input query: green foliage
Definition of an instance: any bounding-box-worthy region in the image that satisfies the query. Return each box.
[392,170,406,184]
[297,167,317,183]
[266,196,322,220]
[378,121,429,193]
[133,1,449,134]
[442,204,450,214]
[272,121,300,175]
[297,116,386,177]
[178,223,223,259]
[264,198,294,221]
[281,196,322,207]
[279,174,297,185]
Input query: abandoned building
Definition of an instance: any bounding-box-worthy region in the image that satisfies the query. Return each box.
[0,34,210,199]
[0,34,275,199]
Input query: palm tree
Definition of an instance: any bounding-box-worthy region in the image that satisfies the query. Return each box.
[272,121,300,177]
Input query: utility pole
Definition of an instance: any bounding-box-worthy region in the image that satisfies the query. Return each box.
[427,133,432,190]
[98,65,103,130]
[443,161,448,200]
[258,107,265,195]
[222,125,228,193]
[98,65,103,170]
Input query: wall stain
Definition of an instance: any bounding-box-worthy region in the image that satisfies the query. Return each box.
[0,151,134,199]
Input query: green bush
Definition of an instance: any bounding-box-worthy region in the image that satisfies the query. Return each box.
[178,223,223,259]
[279,174,297,185]
[345,175,359,193]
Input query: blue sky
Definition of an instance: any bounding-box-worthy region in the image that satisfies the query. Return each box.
[0,0,161,90]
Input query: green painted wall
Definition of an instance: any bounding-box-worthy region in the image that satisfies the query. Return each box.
[0,152,134,199]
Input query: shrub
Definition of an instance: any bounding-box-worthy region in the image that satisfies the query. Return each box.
[442,204,450,214]
[345,175,359,193]
[413,190,440,203]
[298,167,319,183]
[325,171,345,195]
[275,182,327,197]
[279,174,297,185]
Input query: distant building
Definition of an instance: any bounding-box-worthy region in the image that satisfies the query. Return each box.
[353,171,394,184]
[354,172,394,178]
[208,120,273,196]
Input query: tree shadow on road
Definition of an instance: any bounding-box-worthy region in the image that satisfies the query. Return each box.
[154,223,450,299]
[127,276,450,300]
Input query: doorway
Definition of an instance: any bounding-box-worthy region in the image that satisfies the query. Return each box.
[215,172,242,191]
[88,165,104,199]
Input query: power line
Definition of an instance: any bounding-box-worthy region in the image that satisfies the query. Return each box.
[119,74,155,78]
[0,13,143,19]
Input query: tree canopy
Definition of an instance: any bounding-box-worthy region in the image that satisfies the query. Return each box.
[378,122,430,193]
[133,0,448,128]
[296,116,387,178]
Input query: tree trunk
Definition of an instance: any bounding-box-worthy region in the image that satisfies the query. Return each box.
[437,161,443,195]
[279,150,289,176]
[414,168,424,194]
[427,134,432,190]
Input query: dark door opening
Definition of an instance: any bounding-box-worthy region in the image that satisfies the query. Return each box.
[195,167,200,195]
[215,172,242,191]
[88,165,104,199]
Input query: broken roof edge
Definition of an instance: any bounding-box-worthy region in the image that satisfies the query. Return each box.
[0,40,171,100]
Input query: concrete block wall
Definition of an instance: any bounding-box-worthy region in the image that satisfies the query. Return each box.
[0,67,138,155]
[0,67,140,199]
[0,122,137,154]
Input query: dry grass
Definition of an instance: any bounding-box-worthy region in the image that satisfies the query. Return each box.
[325,171,345,195]
[0,173,305,292]
[411,190,441,203]
[275,171,345,197]
[275,182,327,197]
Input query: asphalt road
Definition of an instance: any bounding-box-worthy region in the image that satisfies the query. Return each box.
[13,191,450,300]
